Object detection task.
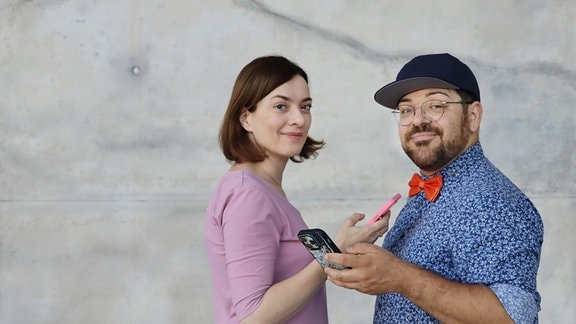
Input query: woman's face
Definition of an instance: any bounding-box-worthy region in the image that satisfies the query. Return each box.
[241,75,312,161]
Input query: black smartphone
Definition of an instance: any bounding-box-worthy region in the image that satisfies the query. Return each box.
[297,228,349,270]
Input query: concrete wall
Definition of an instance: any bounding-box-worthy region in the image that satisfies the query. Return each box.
[1,0,574,323]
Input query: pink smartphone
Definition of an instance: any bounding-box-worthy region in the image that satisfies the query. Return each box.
[366,193,401,224]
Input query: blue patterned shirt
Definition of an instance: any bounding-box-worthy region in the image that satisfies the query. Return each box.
[374,143,543,324]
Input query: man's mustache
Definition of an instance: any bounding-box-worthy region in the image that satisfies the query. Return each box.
[407,124,439,137]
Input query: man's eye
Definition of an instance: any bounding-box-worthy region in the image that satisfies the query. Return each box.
[430,104,445,110]
[399,107,413,115]
[301,104,312,111]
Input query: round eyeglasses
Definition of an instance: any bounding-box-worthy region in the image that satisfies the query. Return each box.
[392,99,472,126]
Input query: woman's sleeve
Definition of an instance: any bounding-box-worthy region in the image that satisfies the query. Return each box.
[221,186,284,320]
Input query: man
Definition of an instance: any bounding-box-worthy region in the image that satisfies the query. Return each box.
[325,53,543,323]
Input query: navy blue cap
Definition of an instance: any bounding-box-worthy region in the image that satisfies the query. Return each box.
[374,53,480,109]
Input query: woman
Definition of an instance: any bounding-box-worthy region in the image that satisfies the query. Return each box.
[204,55,389,323]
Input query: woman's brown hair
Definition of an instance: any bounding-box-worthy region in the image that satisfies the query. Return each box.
[219,55,325,163]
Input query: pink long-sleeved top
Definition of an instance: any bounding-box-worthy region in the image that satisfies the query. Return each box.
[204,170,328,323]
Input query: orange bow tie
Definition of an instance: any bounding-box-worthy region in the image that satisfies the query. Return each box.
[408,173,443,202]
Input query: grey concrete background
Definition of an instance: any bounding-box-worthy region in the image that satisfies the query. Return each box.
[1,0,574,323]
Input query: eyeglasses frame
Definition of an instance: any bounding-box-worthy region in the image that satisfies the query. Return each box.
[391,100,474,125]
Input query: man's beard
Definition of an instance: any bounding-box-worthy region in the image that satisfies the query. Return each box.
[403,121,471,172]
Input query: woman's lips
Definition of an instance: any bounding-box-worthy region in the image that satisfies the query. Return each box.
[283,132,304,140]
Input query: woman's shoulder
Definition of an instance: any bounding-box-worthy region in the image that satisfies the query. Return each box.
[218,169,266,190]
[210,169,277,204]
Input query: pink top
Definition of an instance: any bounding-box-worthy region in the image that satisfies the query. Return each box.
[204,170,328,323]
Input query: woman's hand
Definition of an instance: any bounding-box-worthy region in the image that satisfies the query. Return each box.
[333,212,390,251]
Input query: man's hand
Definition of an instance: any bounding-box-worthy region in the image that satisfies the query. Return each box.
[325,243,403,295]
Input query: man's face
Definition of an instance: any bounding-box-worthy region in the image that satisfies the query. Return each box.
[397,88,480,174]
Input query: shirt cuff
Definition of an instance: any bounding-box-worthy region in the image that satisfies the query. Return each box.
[490,283,539,324]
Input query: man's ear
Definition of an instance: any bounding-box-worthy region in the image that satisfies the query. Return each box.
[468,101,482,132]
[240,109,253,132]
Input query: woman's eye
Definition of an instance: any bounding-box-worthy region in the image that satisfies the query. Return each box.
[301,104,312,111]
[274,104,287,111]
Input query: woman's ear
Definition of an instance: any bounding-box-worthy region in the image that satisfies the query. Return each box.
[468,101,482,132]
[239,110,253,132]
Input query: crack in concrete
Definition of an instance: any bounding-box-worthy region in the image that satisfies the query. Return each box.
[234,0,576,90]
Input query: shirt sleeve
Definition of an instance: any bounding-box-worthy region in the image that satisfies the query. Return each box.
[453,202,542,323]
[221,185,285,321]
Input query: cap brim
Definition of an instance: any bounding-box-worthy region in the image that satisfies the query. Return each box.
[374,77,458,109]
